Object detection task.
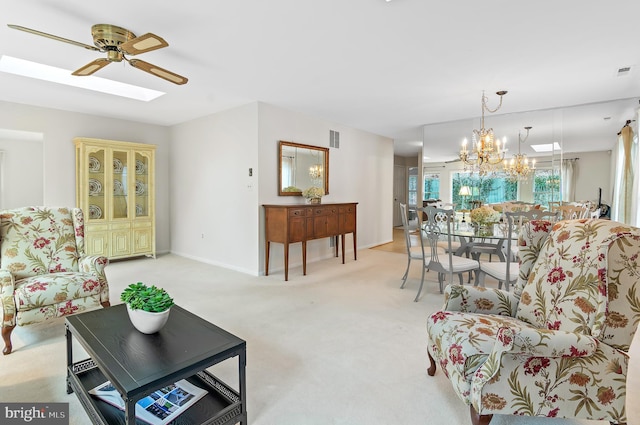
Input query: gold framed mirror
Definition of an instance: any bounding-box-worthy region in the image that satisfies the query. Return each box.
[278,140,329,196]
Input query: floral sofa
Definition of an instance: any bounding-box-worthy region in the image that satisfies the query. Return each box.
[426,218,640,425]
[0,207,110,354]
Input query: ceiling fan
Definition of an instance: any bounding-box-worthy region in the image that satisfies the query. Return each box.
[7,23,188,85]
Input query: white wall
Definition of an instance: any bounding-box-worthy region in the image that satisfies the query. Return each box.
[0,138,43,208]
[565,150,612,205]
[258,102,394,276]
[0,100,394,277]
[0,101,172,253]
[170,101,394,276]
[169,102,260,274]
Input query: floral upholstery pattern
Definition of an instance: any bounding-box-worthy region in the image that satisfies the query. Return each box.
[0,207,109,353]
[426,219,640,424]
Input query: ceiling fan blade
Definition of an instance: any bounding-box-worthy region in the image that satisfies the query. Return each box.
[119,33,168,55]
[7,24,101,52]
[128,59,188,85]
[72,58,111,76]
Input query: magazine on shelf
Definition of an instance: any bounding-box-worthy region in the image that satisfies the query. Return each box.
[89,379,207,425]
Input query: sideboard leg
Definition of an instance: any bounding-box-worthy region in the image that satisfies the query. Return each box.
[284,242,289,281]
[302,241,307,276]
[265,241,270,276]
[353,231,357,260]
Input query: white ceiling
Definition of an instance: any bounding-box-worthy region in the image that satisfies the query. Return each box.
[2,0,640,162]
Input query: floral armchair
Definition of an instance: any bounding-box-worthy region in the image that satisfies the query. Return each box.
[1,207,110,354]
[426,218,640,425]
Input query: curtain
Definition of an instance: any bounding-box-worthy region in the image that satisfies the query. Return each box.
[561,159,576,202]
[0,151,4,210]
[611,125,635,223]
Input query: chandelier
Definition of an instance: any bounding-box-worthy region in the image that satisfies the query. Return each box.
[309,164,323,180]
[504,126,536,181]
[459,90,508,175]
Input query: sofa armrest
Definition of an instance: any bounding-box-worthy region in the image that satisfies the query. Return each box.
[443,284,519,316]
[0,269,16,327]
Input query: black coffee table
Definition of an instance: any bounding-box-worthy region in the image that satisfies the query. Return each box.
[66,304,246,425]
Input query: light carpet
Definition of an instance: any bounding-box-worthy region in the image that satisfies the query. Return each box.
[1,250,638,425]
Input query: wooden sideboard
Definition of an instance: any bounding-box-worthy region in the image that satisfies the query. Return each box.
[263,202,357,281]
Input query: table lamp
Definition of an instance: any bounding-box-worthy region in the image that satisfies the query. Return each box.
[459,185,471,209]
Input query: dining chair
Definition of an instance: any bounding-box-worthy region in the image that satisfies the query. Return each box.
[399,203,430,297]
[476,210,559,291]
[558,204,588,220]
[420,206,479,298]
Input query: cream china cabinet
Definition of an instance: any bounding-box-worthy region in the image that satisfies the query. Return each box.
[74,137,156,259]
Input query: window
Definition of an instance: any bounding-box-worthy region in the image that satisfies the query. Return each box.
[533,168,561,207]
[423,172,440,200]
[452,172,517,209]
[408,167,418,206]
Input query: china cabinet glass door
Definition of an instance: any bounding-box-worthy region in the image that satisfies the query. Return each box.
[112,149,129,219]
[134,152,150,217]
[87,149,105,221]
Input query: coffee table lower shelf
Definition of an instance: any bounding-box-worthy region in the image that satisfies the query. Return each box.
[68,359,242,425]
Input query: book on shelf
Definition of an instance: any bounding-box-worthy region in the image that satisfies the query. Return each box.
[89,379,207,425]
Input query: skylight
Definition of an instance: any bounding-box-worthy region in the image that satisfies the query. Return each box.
[0,55,165,101]
[530,142,562,153]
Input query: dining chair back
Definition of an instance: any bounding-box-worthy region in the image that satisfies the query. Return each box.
[399,203,429,299]
[558,204,588,220]
[420,206,479,297]
[476,210,556,291]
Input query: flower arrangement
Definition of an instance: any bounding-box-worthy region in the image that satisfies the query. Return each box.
[302,186,324,199]
[120,282,174,313]
[469,205,501,225]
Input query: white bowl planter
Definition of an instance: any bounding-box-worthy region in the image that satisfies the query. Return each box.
[126,304,171,334]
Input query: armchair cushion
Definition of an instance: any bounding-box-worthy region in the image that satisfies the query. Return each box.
[515,219,624,338]
[14,273,102,312]
[1,207,80,279]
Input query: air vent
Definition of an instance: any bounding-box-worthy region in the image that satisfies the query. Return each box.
[330,130,340,148]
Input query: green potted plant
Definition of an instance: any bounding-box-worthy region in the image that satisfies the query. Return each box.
[120,282,174,334]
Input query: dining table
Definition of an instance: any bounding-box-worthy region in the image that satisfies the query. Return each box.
[426,221,518,263]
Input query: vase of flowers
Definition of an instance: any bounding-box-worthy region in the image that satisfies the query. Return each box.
[120,282,175,334]
[469,205,501,236]
[302,186,324,204]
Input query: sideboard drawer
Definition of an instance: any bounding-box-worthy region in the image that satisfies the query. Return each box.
[288,208,308,218]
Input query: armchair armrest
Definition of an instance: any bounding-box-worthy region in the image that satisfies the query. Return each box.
[79,255,110,304]
[0,268,16,327]
[443,284,518,317]
[495,326,598,358]
[470,326,598,410]
[79,255,109,276]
